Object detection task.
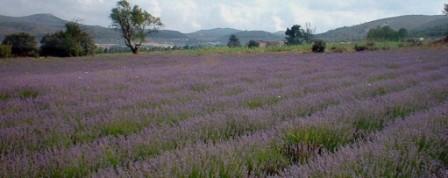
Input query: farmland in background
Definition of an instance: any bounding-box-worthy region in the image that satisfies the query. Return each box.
[0,48,448,177]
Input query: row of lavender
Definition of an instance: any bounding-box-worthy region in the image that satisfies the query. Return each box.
[0,49,447,177]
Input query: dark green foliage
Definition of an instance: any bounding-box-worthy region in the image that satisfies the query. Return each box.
[110,0,162,54]
[398,28,408,39]
[311,40,326,53]
[227,34,241,48]
[284,24,314,45]
[1,33,38,57]
[367,26,407,41]
[444,4,448,15]
[285,25,306,45]
[282,126,351,163]
[354,44,367,52]
[18,88,39,99]
[354,42,377,52]
[0,45,12,58]
[247,40,259,48]
[40,22,95,57]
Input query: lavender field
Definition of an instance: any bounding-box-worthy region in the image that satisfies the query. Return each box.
[1,49,447,177]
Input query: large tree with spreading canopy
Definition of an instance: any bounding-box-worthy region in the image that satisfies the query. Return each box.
[110,0,162,54]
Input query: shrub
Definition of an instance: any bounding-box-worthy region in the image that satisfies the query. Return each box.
[354,42,377,52]
[1,33,38,57]
[40,22,96,57]
[227,35,241,48]
[0,45,12,58]
[311,40,326,53]
[354,44,367,52]
[329,46,347,53]
[247,40,260,48]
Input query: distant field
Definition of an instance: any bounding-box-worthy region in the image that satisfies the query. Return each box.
[0,49,447,177]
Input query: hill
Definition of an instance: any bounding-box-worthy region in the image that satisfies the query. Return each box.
[3,13,446,45]
[186,28,241,42]
[316,15,448,41]
[0,14,192,45]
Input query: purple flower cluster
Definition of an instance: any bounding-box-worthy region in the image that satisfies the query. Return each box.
[1,49,447,177]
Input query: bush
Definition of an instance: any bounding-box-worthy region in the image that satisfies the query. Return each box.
[227,35,241,48]
[0,45,12,58]
[2,33,38,57]
[354,44,367,52]
[311,40,326,53]
[40,22,96,57]
[329,46,347,53]
[354,42,377,52]
[247,40,260,48]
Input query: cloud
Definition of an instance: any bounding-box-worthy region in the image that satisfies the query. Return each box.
[0,0,446,33]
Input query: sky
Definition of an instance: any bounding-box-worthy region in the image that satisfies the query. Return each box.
[0,0,446,33]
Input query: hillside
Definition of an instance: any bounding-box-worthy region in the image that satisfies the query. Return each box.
[186,28,241,42]
[316,15,448,41]
[0,14,192,45]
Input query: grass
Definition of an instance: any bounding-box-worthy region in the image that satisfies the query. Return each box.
[95,41,408,58]
[100,120,143,136]
[244,96,282,109]
[0,87,39,101]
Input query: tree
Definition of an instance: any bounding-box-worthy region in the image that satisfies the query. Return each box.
[2,33,38,57]
[304,23,315,43]
[444,4,448,15]
[110,0,162,54]
[285,25,306,45]
[40,22,95,57]
[247,40,259,48]
[311,40,326,53]
[398,28,408,40]
[227,34,241,48]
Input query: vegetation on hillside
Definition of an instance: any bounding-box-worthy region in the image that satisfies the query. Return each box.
[367,26,408,41]
[40,22,95,57]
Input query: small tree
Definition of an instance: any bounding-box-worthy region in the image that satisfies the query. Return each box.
[227,34,241,48]
[285,25,305,45]
[110,0,162,54]
[444,4,448,39]
[444,4,448,15]
[397,28,408,41]
[247,40,259,48]
[2,33,38,57]
[304,23,314,43]
[311,40,326,53]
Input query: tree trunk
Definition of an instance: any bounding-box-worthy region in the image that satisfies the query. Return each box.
[131,47,139,54]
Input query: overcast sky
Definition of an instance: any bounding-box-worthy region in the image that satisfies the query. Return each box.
[1,0,446,33]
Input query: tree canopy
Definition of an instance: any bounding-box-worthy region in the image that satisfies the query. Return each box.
[227,34,241,48]
[2,32,38,57]
[40,22,95,57]
[110,0,162,54]
[444,4,448,15]
[285,25,313,45]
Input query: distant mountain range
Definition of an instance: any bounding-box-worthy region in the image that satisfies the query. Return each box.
[0,13,447,46]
